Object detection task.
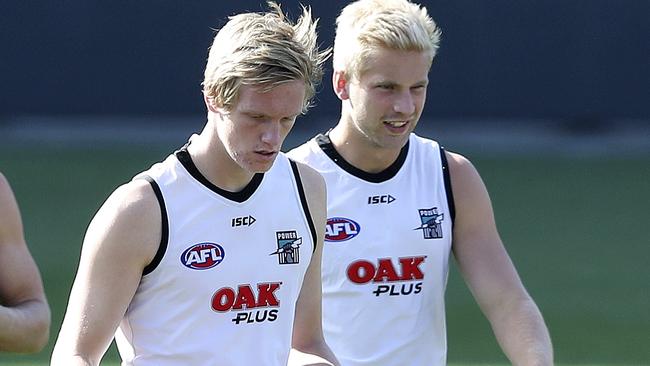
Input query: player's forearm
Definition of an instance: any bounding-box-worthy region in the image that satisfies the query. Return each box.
[50,332,101,366]
[289,341,340,366]
[50,333,106,366]
[50,353,97,366]
[0,299,50,353]
[490,297,553,366]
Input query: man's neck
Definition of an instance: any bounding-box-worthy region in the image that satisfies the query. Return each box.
[328,123,405,174]
[187,126,256,193]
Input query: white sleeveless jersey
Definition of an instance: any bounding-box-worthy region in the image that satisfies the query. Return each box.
[114,147,316,366]
[288,133,454,366]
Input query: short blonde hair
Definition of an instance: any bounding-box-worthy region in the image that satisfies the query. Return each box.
[203,2,330,113]
[333,0,441,79]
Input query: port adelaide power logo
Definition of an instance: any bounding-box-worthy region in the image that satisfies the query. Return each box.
[270,231,302,264]
[414,207,444,239]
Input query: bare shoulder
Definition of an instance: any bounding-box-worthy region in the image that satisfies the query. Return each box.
[292,161,326,200]
[0,172,16,213]
[0,172,22,243]
[444,150,487,197]
[0,172,9,194]
[444,150,496,224]
[290,161,326,237]
[445,151,480,180]
[84,178,162,267]
[105,178,160,214]
[98,179,160,228]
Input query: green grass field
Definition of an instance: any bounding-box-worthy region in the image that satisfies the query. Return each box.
[0,143,648,365]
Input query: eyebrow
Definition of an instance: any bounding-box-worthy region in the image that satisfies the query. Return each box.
[242,110,300,119]
[372,79,429,87]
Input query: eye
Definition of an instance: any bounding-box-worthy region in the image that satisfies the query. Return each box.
[411,85,427,94]
[281,116,297,125]
[246,114,267,122]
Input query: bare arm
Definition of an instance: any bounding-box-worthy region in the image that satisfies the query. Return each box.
[51,179,161,365]
[288,163,339,366]
[0,173,50,353]
[447,152,553,366]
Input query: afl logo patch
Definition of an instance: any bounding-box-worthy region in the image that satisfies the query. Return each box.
[181,243,225,270]
[325,217,360,242]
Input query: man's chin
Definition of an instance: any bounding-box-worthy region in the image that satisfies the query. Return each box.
[377,134,410,150]
[246,161,275,174]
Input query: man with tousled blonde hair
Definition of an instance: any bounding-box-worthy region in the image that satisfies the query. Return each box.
[52,3,338,365]
[203,2,325,113]
[332,0,441,79]
[288,0,553,365]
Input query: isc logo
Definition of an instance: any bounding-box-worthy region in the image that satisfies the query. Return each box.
[325,217,360,242]
[180,243,225,270]
[231,215,256,227]
[367,194,396,204]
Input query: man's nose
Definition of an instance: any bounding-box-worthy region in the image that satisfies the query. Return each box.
[261,121,282,147]
[393,91,415,115]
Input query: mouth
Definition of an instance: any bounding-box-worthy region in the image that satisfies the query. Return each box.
[384,120,408,128]
[255,150,278,159]
[383,120,410,133]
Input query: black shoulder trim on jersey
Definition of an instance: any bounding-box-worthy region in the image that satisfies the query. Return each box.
[175,147,263,203]
[289,160,317,254]
[440,147,456,226]
[141,175,169,276]
[315,133,408,183]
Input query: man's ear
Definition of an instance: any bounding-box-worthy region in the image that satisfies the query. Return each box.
[203,92,220,113]
[333,71,350,101]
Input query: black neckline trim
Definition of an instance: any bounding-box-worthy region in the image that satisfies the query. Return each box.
[315,133,409,183]
[175,148,264,203]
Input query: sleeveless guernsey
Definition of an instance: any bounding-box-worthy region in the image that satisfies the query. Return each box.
[114,148,316,366]
[288,133,454,366]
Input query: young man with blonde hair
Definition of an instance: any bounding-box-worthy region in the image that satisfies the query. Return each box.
[0,172,50,353]
[288,0,553,365]
[52,3,338,365]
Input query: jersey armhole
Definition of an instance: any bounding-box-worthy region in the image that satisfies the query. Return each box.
[140,175,169,275]
[288,160,318,254]
[440,147,456,227]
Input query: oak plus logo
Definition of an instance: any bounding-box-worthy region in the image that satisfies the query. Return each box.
[180,243,225,270]
[347,256,426,297]
[413,207,444,239]
[325,217,360,242]
[211,282,281,324]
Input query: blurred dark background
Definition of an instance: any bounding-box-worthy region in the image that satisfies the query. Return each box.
[2,0,649,131]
